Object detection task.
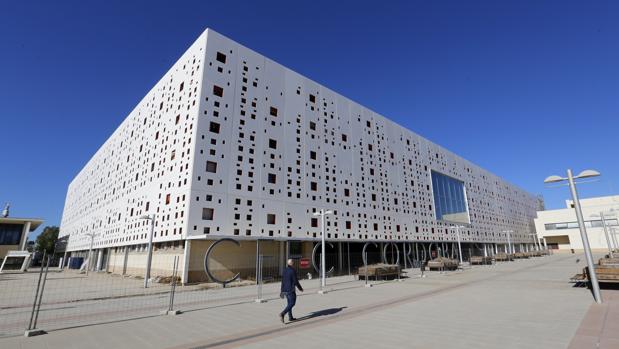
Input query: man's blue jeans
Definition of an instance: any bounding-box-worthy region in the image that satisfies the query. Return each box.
[281,292,297,319]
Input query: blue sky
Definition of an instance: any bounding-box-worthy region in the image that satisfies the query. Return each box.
[1,1,618,239]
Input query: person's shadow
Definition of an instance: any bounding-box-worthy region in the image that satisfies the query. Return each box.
[292,307,347,322]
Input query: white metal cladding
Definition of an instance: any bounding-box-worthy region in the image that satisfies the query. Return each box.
[60,29,541,252]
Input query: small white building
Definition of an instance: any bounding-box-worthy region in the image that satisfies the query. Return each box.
[534,195,619,252]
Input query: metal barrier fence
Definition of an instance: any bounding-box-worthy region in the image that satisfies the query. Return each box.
[0,241,548,338]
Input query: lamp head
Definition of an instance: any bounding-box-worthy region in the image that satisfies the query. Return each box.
[544,175,565,183]
[576,169,600,179]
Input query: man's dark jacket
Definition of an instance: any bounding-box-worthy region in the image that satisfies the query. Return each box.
[281,266,303,293]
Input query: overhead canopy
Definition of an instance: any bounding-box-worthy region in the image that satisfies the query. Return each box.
[0,217,44,231]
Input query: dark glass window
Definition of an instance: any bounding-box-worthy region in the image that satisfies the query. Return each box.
[289,241,302,257]
[216,52,226,64]
[202,208,214,220]
[0,223,23,245]
[206,161,217,173]
[213,85,223,97]
[267,214,276,224]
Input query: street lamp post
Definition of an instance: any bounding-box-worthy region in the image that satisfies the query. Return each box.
[528,233,541,251]
[449,225,465,265]
[591,212,614,258]
[313,209,332,291]
[611,227,619,252]
[544,169,602,304]
[140,214,156,288]
[85,232,98,276]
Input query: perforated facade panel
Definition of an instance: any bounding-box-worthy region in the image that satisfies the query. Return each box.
[60,29,540,252]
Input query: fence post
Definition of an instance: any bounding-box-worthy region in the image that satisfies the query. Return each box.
[364,250,371,288]
[25,254,49,337]
[347,242,351,277]
[255,254,265,303]
[163,256,181,315]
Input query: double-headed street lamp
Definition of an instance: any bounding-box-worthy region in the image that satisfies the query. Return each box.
[544,168,602,304]
[84,232,99,276]
[313,209,332,291]
[140,214,156,289]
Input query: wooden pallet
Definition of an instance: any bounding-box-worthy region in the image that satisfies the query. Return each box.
[599,257,619,266]
[579,265,619,283]
[494,253,514,262]
[358,263,400,280]
[470,256,493,265]
[427,257,459,271]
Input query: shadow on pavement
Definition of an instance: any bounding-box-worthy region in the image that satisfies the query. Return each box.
[293,307,347,322]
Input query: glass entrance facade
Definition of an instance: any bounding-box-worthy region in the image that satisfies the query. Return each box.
[431,171,470,224]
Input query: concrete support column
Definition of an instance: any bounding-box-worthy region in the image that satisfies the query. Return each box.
[279,241,285,275]
[181,239,191,284]
[96,249,103,271]
[19,221,31,251]
[338,242,343,273]
[105,248,111,272]
[122,246,129,275]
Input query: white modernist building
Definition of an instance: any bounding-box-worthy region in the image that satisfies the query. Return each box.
[534,195,619,252]
[60,29,542,283]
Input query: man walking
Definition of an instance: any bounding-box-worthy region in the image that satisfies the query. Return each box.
[280,259,303,323]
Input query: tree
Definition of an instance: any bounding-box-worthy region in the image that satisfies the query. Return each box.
[35,226,59,255]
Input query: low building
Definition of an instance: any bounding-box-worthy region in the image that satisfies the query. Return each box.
[0,216,44,261]
[534,195,619,252]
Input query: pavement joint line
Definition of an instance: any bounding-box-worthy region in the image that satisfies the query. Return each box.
[172,256,575,349]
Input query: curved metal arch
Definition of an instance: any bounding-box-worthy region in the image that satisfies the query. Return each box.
[382,242,400,265]
[204,238,241,286]
[312,242,335,274]
[420,244,427,261]
[362,241,378,266]
[404,242,414,267]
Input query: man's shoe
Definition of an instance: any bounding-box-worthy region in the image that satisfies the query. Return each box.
[279,314,285,323]
[289,317,297,322]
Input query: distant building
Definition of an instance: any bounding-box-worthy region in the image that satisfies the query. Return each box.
[534,195,619,251]
[60,29,541,283]
[0,216,44,262]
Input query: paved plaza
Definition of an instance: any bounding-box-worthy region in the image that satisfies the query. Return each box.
[1,253,616,349]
